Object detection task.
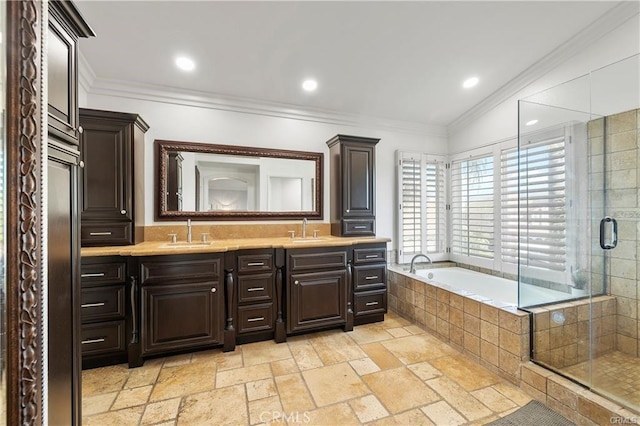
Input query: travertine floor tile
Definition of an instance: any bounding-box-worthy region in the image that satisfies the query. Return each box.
[430,353,501,390]
[275,373,316,413]
[305,402,360,425]
[83,406,145,426]
[386,327,412,338]
[162,353,192,368]
[382,334,456,364]
[111,385,153,410]
[302,363,369,406]
[82,391,118,417]
[192,349,244,371]
[491,382,533,406]
[348,324,395,344]
[140,397,181,425]
[124,363,162,389]
[289,341,324,370]
[242,339,292,366]
[404,325,427,335]
[270,358,299,376]
[360,342,404,370]
[349,357,381,376]
[421,400,467,426]
[82,365,129,397]
[248,395,282,425]
[215,363,271,388]
[349,394,390,423]
[425,376,492,421]
[407,361,442,381]
[310,331,367,365]
[150,362,217,401]
[471,386,518,412]
[246,378,278,401]
[178,385,248,425]
[362,367,439,413]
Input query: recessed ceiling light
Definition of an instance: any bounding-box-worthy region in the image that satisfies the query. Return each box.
[462,77,479,89]
[302,79,318,92]
[175,56,196,72]
[526,119,539,126]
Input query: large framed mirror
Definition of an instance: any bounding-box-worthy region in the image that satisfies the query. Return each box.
[156,140,324,220]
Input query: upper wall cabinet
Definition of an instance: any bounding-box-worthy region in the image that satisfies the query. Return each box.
[48,1,95,146]
[327,135,379,237]
[80,108,149,246]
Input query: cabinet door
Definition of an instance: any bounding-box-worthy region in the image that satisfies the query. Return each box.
[47,152,81,426]
[342,144,374,217]
[80,119,131,222]
[288,270,347,333]
[142,281,222,355]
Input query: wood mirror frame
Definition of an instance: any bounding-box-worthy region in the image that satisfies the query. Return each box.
[155,140,324,221]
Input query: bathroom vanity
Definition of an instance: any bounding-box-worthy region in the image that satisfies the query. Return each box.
[81,238,388,368]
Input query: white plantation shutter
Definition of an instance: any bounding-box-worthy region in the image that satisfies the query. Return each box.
[451,155,494,259]
[398,152,446,263]
[502,134,566,272]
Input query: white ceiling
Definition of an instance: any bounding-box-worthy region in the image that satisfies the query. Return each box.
[76,1,619,128]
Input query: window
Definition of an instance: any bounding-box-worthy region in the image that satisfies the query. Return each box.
[502,133,567,274]
[397,152,446,263]
[450,154,495,261]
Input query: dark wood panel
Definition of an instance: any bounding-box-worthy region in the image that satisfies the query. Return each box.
[237,303,274,334]
[353,245,387,264]
[342,219,375,236]
[81,221,132,247]
[354,289,387,317]
[142,281,222,355]
[140,256,221,284]
[238,273,273,304]
[353,265,387,291]
[344,146,373,215]
[81,285,126,322]
[80,321,126,356]
[237,253,273,273]
[80,259,126,285]
[288,249,347,271]
[288,270,347,333]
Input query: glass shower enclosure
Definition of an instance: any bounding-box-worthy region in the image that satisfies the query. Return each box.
[518,54,640,413]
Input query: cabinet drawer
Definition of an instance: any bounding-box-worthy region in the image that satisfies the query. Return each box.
[289,250,347,271]
[81,285,125,322]
[342,219,375,236]
[81,222,132,247]
[81,321,126,356]
[354,265,386,291]
[354,290,387,317]
[353,246,387,265]
[140,256,221,285]
[238,273,273,304]
[238,254,273,273]
[238,303,274,334]
[80,260,127,285]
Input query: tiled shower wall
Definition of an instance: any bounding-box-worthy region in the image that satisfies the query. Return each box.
[589,108,640,357]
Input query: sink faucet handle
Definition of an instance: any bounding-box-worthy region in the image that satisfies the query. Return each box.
[201,233,210,243]
[288,230,296,239]
[168,233,177,243]
[313,230,319,238]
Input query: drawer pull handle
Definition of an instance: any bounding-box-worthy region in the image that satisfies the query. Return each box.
[365,302,379,306]
[354,226,367,229]
[247,317,265,322]
[81,272,105,278]
[247,287,265,292]
[247,262,265,266]
[81,338,105,345]
[89,232,112,236]
[365,276,378,280]
[365,255,379,259]
[81,302,105,308]
[211,288,217,293]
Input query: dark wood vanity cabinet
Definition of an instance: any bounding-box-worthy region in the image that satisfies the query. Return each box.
[80,256,129,369]
[235,250,276,342]
[137,254,224,358]
[80,108,149,246]
[352,243,388,324]
[47,2,94,425]
[286,247,352,334]
[327,135,379,237]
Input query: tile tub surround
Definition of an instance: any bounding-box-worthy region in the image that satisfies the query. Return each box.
[387,269,530,385]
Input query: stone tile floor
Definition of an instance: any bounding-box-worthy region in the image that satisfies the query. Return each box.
[82,312,533,425]
[561,350,640,414]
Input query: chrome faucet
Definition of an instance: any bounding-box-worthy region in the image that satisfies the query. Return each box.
[410,253,432,273]
[187,219,192,243]
[302,217,307,239]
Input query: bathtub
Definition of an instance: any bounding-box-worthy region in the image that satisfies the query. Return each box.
[411,267,576,307]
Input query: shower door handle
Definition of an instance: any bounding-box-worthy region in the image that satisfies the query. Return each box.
[599,216,618,250]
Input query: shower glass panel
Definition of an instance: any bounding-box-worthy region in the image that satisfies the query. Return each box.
[519,54,640,413]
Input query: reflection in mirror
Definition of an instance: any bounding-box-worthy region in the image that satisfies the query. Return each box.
[156,141,323,220]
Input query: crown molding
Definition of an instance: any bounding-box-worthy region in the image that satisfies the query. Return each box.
[80,70,448,138]
[447,1,639,135]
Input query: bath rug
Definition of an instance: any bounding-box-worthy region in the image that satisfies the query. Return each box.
[485,400,575,426]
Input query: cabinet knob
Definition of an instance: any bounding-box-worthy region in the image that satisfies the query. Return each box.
[78,160,85,168]
[78,126,84,134]
[120,210,127,215]
[294,280,299,285]
[211,288,217,293]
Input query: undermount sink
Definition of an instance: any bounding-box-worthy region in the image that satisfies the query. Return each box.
[159,241,213,248]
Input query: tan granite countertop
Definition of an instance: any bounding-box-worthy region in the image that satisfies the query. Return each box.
[81,236,391,257]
